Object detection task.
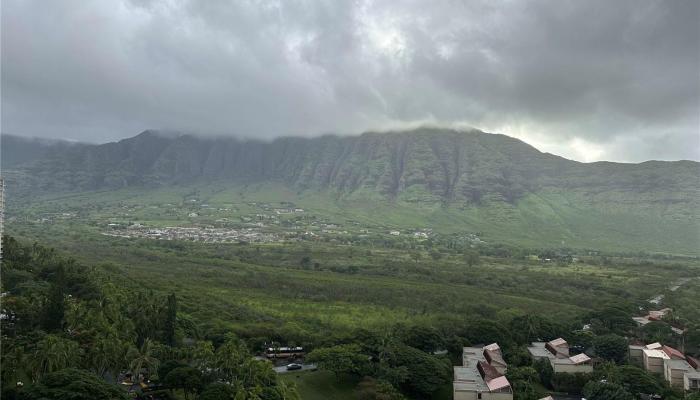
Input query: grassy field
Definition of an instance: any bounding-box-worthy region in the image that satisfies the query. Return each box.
[279,371,358,400]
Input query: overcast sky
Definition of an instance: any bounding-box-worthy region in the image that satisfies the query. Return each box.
[2,0,699,162]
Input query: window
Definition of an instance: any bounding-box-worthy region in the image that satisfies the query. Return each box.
[477,394,482,399]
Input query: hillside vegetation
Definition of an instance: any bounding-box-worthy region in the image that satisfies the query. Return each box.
[2,128,698,254]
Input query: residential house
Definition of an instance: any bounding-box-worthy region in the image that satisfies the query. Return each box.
[454,343,512,400]
[633,308,685,335]
[631,342,700,390]
[685,370,700,392]
[528,338,593,374]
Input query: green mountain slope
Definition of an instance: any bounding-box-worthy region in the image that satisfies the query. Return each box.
[2,128,698,254]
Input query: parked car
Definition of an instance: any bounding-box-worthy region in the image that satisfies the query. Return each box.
[286,363,303,371]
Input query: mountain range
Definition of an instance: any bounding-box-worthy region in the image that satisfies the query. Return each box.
[2,128,699,254]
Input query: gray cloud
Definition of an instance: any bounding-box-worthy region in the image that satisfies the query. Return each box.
[2,0,698,162]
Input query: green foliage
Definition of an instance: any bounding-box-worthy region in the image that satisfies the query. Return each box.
[41,265,66,332]
[383,343,451,397]
[507,366,545,400]
[20,368,128,400]
[214,335,250,382]
[163,293,177,346]
[533,358,553,388]
[462,250,480,268]
[199,383,238,400]
[29,334,82,381]
[640,321,674,344]
[355,377,406,400]
[582,381,635,400]
[163,366,203,399]
[592,334,628,363]
[603,364,663,395]
[307,344,371,380]
[157,360,187,382]
[508,314,566,344]
[396,325,445,353]
[550,373,591,394]
[588,305,637,335]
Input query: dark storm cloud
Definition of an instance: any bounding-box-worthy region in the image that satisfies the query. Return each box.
[2,0,698,162]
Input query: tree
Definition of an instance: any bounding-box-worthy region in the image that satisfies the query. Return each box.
[606,365,663,396]
[463,250,480,268]
[533,358,553,388]
[397,325,445,353]
[41,265,66,332]
[128,339,160,382]
[384,343,451,397]
[190,340,215,371]
[507,366,545,400]
[215,335,249,382]
[239,358,277,388]
[200,383,239,400]
[29,334,81,381]
[640,321,674,345]
[508,314,564,345]
[86,333,131,379]
[306,344,371,380]
[163,293,177,346]
[157,359,187,382]
[589,305,636,335]
[582,381,634,400]
[592,334,628,363]
[21,368,128,400]
[356,377,406,400]
[428,250,443,261]
[410,251,421,265]
[164,366,202,400]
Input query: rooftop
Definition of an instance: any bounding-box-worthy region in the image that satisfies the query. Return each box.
[568,353,591,365]
[662,345,685,359]
[665,358,693,371]
[453,366,488,391]
[455,344,511,394]
[548,338,567,347]
[528,342,554,359]
[643,348,670,360]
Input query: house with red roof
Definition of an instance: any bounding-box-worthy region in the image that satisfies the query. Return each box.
[528,338,593,374]
[630,342,700,390]
[454,343,513,400]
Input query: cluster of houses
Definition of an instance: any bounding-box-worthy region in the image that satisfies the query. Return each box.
[629,342,700,392]
[527,338,593,374]
[632,307,685,335]
[453,343,512,400]
[453,338,595,400]
[103,225,284,243]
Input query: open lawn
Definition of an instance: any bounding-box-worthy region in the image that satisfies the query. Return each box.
[280,371,358,400]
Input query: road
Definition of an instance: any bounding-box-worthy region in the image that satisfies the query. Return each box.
[272,363,317,374]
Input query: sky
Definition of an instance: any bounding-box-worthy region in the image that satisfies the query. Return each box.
[1,0,699,163]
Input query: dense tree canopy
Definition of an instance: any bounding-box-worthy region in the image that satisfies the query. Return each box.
[19,368,129,400]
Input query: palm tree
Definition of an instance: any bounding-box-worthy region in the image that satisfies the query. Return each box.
[30,334,81,381]
[88,333,130,379]
[215,337,248,383]
[128,339,160,383]
[190,340,214,370]
[276,380,301,400]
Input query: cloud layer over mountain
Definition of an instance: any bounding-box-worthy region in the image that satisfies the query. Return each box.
[2,0,698,162]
